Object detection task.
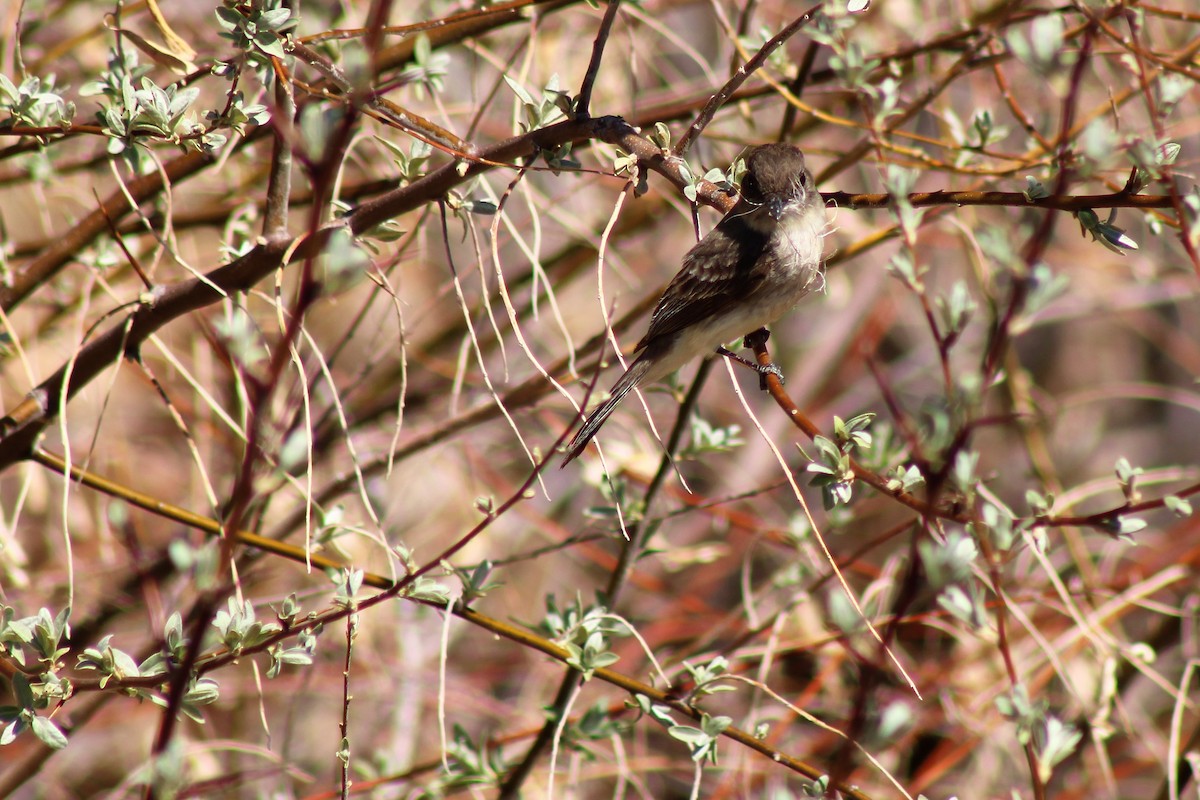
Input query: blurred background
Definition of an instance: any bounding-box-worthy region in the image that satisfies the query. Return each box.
[1,0,1198,797]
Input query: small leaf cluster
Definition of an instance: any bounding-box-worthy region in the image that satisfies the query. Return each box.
[536,595,623,681]
[630,695,731,765]
[1097,457,1149,537]
[445,180,499,218]
[1,672,68,750]
[76,634,142,689]
[679,656,737,701]
[818,22,880,91]
[378,136,433,184]
[884,165,925,247]
[801,775,832,797]
[681,415,743,457]
[0,73,75,130]
[865,76,903,129]
[317,227,371,294]
[967,108,1008,152]
[123,79,201,142]
[886,251,926,292]
[679,160,733,204]
[866,700,916,748]
[1075,209,1139,256]
[648,121,672,151]
[1075,120,1182,182]
[0,607,72,750]
[1126,140,1180,194]
[439,724,508,791]
[403,575,454,604]
[331,567,365,610]
[1023,175,1050,201]
[996,686,1082,783]
[918,529,977,589]
[1006,15,1077,79]
[540,142,582,173]
[504,73,572,132]
[204,89,269,144]
[935,281,977,344]
[214,306,269,368]
[1024,263,1070,318]
[445,559,502,606]
[398,35,450,99]
[969,223,1071,323]
[612,147,648,195]
[135,611,190,680]
[805,413,874,508]
[213,597,283,655]
[81,48,214,167]
[918,528,991,628]
[556,701,631,760]
[388,543,453,604]
[887,463,926,495]
[970,501,1019,552]
[266,597,318,678]
[215,1,297,60]
[584,472,642,523]
[0,605,71,669]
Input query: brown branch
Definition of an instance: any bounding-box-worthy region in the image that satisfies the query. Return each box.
[673,4,821,156]
[0,148,219,312]
[747,336,971,525]
[32,448,868,799]
[301,0,582,46]
[0,115,639,473]
[1,0,593,316]
[1043,480,1200,531]
[575,0,622,118]
[822,189,1174,211]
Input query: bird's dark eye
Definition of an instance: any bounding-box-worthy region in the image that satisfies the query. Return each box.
[741,174,761,200]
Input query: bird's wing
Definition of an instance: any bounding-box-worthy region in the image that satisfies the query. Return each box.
[637,222,769,348]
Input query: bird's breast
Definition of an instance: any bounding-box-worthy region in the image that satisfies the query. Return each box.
[769,204,827,280]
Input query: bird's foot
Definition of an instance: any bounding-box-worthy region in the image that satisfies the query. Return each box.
[755,362,784,391]
[743,327,771,349]
[742,327,784,390]
[717,333,785,391]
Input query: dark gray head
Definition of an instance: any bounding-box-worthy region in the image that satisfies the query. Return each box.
[738,143,817,221]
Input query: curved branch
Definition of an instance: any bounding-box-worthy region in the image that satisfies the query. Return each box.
[822,189,1173,211]
[0,115,637,472]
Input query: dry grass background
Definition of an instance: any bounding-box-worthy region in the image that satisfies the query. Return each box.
[1,0,1199,798]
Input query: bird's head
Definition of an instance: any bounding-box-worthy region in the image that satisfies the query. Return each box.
[736,143,819,227]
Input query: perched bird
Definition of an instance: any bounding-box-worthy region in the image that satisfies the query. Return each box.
[561,143,826,466]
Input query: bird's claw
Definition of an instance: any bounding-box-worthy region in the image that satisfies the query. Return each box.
[757,362,784,390]
[742,328,781,389]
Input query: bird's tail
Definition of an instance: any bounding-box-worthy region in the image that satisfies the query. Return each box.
[560,356,651,466]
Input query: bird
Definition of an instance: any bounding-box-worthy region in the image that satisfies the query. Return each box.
[561,142,826,466]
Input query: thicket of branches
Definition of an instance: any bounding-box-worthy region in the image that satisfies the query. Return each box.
[1,0,1198,797]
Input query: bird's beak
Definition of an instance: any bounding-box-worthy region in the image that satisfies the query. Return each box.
[767,195,787,220]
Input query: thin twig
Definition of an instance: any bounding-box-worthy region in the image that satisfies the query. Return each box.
[673,4,821,156]
[575,0,622,118]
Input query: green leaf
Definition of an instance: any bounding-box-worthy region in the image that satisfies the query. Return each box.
[30,715,67,750]
[1,718,22,746]
[1023,176,1049,201]
[1164,495,1192,517]
[502,75,535,108]
[1114,516,1147,535]
[1035,717,1082,782]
